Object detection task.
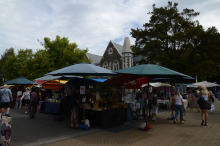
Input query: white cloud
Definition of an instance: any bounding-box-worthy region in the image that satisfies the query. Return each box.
[0,0,220,57]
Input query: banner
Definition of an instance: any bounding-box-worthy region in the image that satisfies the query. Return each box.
[1,116,12,146]
[80,86,85,94]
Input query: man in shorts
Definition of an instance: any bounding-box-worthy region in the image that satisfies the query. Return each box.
[0,84,13,117]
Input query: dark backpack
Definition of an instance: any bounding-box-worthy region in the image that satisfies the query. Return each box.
[152,95,157,106]
[198,97,205,104]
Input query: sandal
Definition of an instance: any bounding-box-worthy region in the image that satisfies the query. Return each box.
[204,123,208,126]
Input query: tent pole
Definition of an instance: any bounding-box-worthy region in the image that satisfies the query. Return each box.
[83,74,85,120]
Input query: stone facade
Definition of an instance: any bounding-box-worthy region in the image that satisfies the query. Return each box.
[86,37,143,71]
[99,41,122,71]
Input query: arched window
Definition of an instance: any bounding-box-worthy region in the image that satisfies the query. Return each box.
[103,62,108,69]
[113,60,119,71]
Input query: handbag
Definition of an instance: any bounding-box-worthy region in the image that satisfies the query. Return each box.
[181,110,186,121]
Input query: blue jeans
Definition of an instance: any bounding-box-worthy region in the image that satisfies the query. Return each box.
[174,104,183,120]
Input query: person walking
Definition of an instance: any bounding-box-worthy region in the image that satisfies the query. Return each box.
[188,93,196,112]
[0,84,13,117]
[28,87,37,118]
[15,86,23,109]
[69,86,82,127]
[199,86,210,126]
[195,88,201,113]
[172,90,185,124]
[217,90,220,101]
[151,89,158,121]
[20,87,30,114]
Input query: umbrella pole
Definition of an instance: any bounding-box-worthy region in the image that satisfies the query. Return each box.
[83,74,85,120]
[146,79,149,121]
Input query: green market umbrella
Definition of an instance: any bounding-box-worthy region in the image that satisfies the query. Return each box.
[44,62,116,120]
[115,64,190,78]
[115,64,191,125]
[45,62,116,76]
[4,77,37,85]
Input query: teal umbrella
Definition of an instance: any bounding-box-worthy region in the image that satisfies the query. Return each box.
[45,62,116,76]
[4,77,37,85]
[44,62,116,120]
[115,64,191,124]
[115,64,190,78]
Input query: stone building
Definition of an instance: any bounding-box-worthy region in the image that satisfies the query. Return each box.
[86,37,143,70]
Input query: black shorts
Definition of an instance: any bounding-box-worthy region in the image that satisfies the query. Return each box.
[0,102,10,108]
[24,100,30,104]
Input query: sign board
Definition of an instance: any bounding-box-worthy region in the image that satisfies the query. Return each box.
[1,116,12,146]
[80,86,85,94]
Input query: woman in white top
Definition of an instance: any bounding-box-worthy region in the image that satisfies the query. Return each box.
[20,87,30,114]
[172,91,185,124]
[199,86,210,126]
[15,86,23,109]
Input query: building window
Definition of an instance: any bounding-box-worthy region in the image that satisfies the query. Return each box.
[108,48,113,54]
[113,60,119,71]
[103,62,108,69]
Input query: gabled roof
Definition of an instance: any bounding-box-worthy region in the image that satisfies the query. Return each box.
[112,42,123,55]
[86,53,102,65]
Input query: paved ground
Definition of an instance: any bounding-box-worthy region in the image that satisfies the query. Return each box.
[45,100,220,146]
[7,99,220,146]
[9,109,100,146]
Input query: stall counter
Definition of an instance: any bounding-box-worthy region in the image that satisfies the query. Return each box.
[82,108,127,129]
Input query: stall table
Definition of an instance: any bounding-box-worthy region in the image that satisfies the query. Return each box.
[157,99,169,105]
[83,108,127,129]
[44,102,60,114]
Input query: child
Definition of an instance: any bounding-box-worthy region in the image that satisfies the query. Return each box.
[188,93,196,111]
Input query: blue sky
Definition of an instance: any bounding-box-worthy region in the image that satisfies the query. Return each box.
[0,0,220,56]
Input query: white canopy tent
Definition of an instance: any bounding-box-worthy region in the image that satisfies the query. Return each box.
[141,82,171,88]
[192,81,220,87]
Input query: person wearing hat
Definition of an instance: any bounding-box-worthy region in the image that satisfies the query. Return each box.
[0,84,13,117]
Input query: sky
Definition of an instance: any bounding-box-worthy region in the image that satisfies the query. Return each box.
[0,0,220,57]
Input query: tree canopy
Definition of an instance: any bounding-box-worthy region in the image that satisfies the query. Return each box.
[131,1,220,81]
[0,35,90,83]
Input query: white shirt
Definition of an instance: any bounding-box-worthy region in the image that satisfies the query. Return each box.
[201,94,208,101]
[17,91,22,97]
[174,95,183,105]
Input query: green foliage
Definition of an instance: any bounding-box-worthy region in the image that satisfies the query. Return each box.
[3,49,34,80]
[0,48,15,83]
[0,35,90,84]
[39,35,90,70]
[131,1,220,82]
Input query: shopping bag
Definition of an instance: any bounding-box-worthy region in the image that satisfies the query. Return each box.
[210,104,215,112]
[139,122,146,129]
[180,110,186,121]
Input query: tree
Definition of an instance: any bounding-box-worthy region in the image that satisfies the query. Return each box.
[3,49,34,80]
[0,48,15,84]
[39,35,90,71]
[131,1,220,81]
